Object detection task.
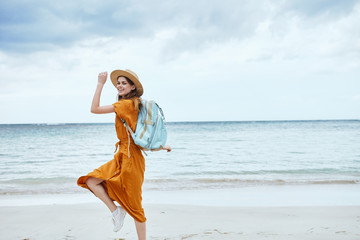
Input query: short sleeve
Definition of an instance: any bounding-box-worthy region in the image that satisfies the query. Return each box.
[112,99,138,135]
[112,101,127,119]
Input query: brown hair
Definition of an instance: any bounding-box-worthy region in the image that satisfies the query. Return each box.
[117,76,141,111]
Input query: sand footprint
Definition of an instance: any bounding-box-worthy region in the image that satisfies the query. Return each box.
[181,233,199,239]
[64,229,74,240]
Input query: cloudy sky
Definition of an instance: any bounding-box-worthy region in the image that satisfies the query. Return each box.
[0,0,359,123]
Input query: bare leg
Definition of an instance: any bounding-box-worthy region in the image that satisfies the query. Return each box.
[86,177,117,212]
[135,220,146,240]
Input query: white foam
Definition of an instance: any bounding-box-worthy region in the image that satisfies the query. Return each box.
[143,184,360,207]
[2,184,359,207]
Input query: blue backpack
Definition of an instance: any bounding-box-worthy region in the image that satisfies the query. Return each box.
[121,99,167,151]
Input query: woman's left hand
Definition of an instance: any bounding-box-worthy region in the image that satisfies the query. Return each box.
[98,72,108,85]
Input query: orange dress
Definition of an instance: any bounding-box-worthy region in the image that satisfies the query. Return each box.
[77,99,146,222]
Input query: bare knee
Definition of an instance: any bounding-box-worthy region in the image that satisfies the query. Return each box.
[85,177,95,189]
[86,177,103,189]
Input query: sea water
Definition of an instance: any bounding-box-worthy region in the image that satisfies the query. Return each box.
[0,120,359,195]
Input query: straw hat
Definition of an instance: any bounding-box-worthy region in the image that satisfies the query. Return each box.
[110,69,143,97]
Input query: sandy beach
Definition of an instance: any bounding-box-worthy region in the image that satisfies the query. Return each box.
[1,185,360,240]
[0,203,359,240]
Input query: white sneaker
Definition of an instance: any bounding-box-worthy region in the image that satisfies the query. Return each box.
[112,206,126,232]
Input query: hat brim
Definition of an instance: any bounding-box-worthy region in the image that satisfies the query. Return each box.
[110,70,143,97]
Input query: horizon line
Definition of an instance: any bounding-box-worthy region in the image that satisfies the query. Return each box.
[0,118,359,125]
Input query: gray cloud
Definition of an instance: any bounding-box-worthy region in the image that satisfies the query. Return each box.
[0,0,149,52]
[284,0,359,16]
[1,0,359,55]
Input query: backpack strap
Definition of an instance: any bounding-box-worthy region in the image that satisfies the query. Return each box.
[120,119,135,135]
[156,102,166,124]
[140,100,153,139]
[120,119,133,158]
[120,119,148,156]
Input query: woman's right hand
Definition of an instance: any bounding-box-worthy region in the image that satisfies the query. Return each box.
[150,145,172,152]
[162,145,172,152]
[98,72,108,85]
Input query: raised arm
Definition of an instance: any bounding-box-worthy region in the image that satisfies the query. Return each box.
[90,72,115,114]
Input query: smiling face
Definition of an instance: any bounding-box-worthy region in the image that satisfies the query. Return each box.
[117,76,136,97]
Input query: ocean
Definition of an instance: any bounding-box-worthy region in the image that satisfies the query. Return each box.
[0,120,359,195]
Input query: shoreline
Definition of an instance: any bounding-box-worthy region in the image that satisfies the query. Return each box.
[1,184,360,207]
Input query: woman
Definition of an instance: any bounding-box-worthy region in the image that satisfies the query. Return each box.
[77,69,171,240]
